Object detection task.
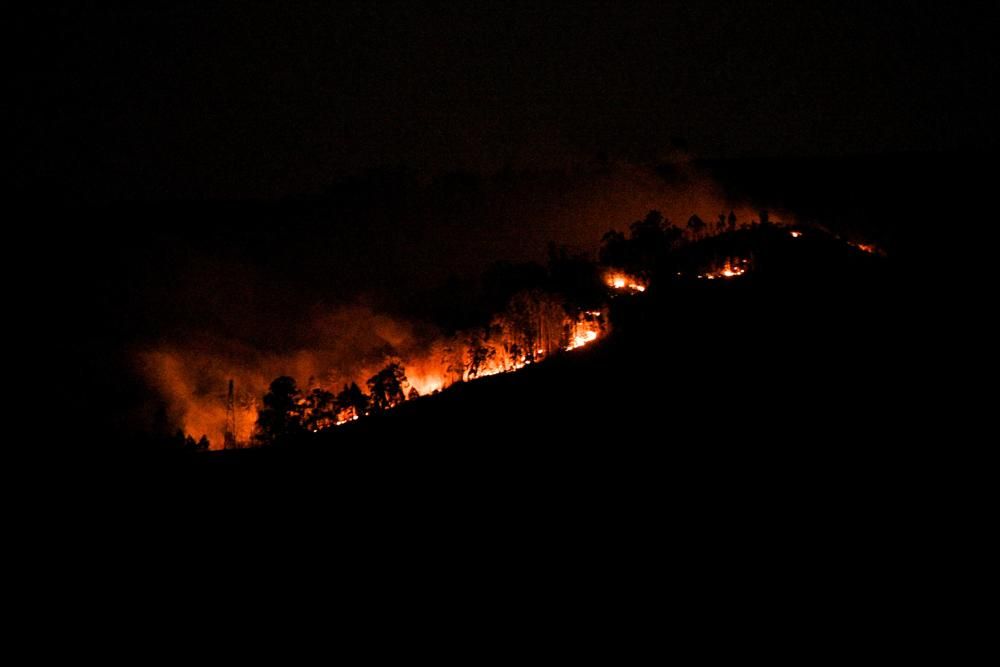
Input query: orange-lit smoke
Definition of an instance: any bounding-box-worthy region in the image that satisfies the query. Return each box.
[137,300,610,449]
[513,156,795,257]
[135,156,780,448]
[137,304,451,449]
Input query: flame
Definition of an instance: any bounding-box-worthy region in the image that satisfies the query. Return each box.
[156,214,876,450]
[604,271,647,293]
[698,258,749,280]
[255,305,609,439]
[565,312,604,351]
[399,355,447,395]
[566,329,598,351]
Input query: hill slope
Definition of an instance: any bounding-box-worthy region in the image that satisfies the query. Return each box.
[183,230,907,499]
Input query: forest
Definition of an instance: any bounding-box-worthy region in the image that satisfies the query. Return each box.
[146,204,884,455]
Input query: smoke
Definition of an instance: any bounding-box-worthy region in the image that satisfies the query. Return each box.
[136,304,456,449]
[447,153,791,263]
[131,156,791,447]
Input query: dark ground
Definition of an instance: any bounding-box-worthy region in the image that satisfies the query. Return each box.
[50,160,962,616]
[55,151,972,508]
[120,228,911,509]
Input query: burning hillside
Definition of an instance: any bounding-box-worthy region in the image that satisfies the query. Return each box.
[241,302,609,446]
[142,289,611,450]
[139,202,888,453]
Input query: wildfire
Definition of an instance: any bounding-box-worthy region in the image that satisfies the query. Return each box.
[698,257,750,280]
[291,306,608,437]
[605,271,646,293]
[169,219,886,452]
[567,330,598,351]
[565,311,604,351]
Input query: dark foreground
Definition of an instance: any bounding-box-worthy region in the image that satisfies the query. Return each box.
[65,228,934,620]
[64,150,965,524]
[107,241,914,519]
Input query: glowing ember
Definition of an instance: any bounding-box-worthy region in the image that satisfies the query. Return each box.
[167,219,895,451]
[698,257,750,280]
[567,329,598,351]
[604,271,647,293]
[565,313,603,351]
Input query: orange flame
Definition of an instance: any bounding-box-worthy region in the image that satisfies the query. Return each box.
[699,257,750,280]
[604,270,647,293]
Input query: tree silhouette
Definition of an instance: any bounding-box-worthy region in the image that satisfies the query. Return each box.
[304,388,337,431]
[254,376,304,445]
[472,345,496,377]
[687,214,707,240]
[367,363,408,412]
[168,429,186,449]
[627,210,670,271]
[336,382,369,421]
[465,332,496,379]
[717,213,727,234]
[599,230,627,267]
[482,260,548,314]
[728,210,737,231]
[547,247,602,307]
[442,343,467,385]
[162,428,204,453]
[630,210,665,244]
[662,221,684,249]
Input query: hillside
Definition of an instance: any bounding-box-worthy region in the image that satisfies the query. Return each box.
[165,225,907,498]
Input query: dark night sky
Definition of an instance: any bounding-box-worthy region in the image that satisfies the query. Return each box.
[17,1,997,201]
[32,2,991,448]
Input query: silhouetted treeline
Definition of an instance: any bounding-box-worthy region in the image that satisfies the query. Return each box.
[188,206,884,450]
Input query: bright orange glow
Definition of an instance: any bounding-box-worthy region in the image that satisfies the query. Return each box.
[698,257,750,280]
[564,313,603,352]
[790,231,802,238]
[604,271,647,293]
[567,329,598,351]
[401,357,446,396]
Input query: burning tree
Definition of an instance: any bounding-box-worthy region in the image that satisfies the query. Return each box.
[441,341,468,386]
[335,382,369,422]
[367,362,409,412]
[566,310,605,350]
[496,289,566,364]
[303,388,337,432]
[464,330,498,379]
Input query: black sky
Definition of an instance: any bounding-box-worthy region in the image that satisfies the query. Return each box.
[17,1,997,201]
